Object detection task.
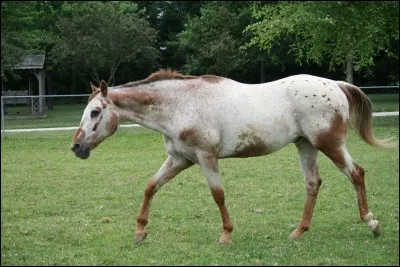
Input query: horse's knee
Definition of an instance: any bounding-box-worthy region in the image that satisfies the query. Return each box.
[306,178,322,196]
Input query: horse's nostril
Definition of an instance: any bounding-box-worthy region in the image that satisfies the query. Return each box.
[72,143,80,152]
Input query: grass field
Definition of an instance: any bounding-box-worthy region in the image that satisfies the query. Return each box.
[1,116,398,266]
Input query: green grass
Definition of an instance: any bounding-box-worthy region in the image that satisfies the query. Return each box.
[1,117,398,266]
[3,104,87,129]
[2,93,398,130]
[368,94,399,112]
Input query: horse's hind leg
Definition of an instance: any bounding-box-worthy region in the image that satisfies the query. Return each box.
[312,112,381,237]
[321,144,380,237]
[134,155,193,244]
[290,138,322,239]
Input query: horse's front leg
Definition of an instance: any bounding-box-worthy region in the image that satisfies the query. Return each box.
[134,155,193,244]
[197,150,234,244]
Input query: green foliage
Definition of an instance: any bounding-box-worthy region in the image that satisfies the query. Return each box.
[1,1,398,90]
[245,1,399,79]
[177,2,250,76]
[1,1,59,80]
[50,1,159,85]
[136,1,202,70]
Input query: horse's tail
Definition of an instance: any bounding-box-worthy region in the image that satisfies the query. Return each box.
[336,81,396,149]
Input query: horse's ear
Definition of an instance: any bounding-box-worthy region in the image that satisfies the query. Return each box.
[90,82,98,93]
[100,80,108,96]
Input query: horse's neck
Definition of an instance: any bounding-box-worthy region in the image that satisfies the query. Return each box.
[108,84,171,133]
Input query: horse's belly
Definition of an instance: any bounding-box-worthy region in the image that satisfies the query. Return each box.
[218,118,299,159]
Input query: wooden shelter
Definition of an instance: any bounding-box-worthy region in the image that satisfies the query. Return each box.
[13,54,46,115]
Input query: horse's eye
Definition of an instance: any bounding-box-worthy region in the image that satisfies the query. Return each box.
[91,109,101,118]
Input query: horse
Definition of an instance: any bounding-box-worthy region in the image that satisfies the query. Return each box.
[71,69,394,245]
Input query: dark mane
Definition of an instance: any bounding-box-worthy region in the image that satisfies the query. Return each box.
[88,69,217,102]
[121,69,199,87]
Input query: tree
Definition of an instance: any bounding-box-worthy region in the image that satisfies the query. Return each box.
[176,2,250,76]
[245,1,399,83]
[1,1,59,81]
[50,1,159,86]
[136,1,202,70]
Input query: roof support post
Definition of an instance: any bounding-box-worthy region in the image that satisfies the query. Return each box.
[33,70,45,115]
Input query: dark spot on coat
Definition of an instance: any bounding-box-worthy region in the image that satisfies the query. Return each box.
[72,127,85,143]
[106,113,119,136]
[179,128,200,146]
[111,91,161,107]
[315,113,347,168]
[92,121,100,131]
[233,135,267,158]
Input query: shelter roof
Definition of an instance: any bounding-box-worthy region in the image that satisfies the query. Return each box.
[14,54,45,70]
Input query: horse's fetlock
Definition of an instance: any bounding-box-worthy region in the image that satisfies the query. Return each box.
[362,212,373,223]
[224,223,234,233]
[137,217,148,226]
[301,225,310,232]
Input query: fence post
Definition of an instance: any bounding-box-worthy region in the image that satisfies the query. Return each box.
[117,124,122,136]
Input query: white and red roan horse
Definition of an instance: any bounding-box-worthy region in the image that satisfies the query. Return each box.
[71,69,394,245]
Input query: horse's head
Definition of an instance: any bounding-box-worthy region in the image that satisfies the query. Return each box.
[71,80,119,159]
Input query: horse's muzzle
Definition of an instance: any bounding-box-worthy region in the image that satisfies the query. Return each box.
[71,142,90,159]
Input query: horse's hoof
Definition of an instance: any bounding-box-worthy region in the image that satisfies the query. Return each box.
[372,221,381,237]
[289,229,302,239]
[217,238,232,245]
[134,231,148,245]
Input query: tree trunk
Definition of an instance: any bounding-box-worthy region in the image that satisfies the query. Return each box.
[345,50,354,84]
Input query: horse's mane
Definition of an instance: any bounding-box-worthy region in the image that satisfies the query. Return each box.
[122,69,199,88]
[88,69,210,101]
